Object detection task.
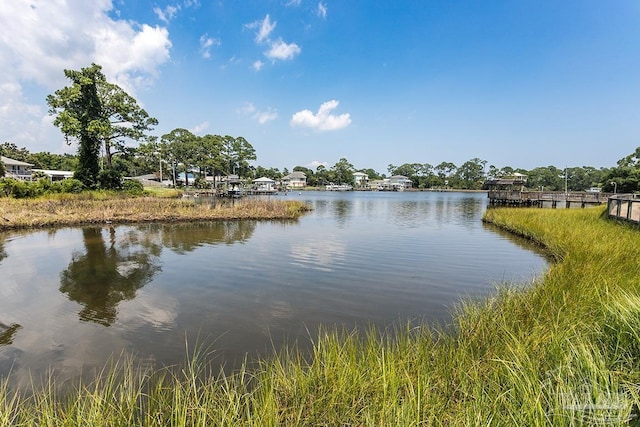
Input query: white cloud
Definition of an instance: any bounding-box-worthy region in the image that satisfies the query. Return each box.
[252,60,264,71]
[154,5,179,23]
[265,38,301,61]
[0,0,172,152]
[190,121,210,134]
[246,14,276,44]
[199,34,220,59]
[290,100,352,131]
[237,102,256,114]
[238,102,278,124]
[255,108,278,124]
[317,2,328,19]
[153,1,200,23]
[257,15,276,44]
[285,0,302,6]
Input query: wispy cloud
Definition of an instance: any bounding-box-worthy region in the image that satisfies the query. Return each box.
[153,1,199,23]
[246,14,301,64]
[153,5,179,23]
[252,60,264,71]
[238,102,278,124]
[291,100,351,131]
[285,0,302,6]
[190,121,210,134]
[317,2,328,19]
[245,14,276,44]
[199,34,220,58]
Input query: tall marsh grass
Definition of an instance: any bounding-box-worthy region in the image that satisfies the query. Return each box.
[1,206,640,425]
[0,195,309,229]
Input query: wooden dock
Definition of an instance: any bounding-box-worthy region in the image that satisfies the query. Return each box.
[608,195,640,224]
[488,191,610,208]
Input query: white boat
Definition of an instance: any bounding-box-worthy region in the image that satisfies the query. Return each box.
[325,183,353,191]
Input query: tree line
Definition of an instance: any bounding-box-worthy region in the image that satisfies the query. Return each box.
[1,63,638,193]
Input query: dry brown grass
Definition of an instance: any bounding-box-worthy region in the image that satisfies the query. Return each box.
[0,196,310,230]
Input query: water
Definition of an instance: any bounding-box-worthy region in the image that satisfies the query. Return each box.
[0,191,547,384]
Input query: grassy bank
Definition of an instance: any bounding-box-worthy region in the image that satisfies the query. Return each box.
[2,206,640,425]
[0,193,310,230]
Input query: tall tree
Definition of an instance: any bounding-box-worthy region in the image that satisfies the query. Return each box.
[97,80,158,168]
[160,128,198,186]
[220,135,256,177]
[47,64,104,188]
[331,157,355,185]
[47,63,157,188]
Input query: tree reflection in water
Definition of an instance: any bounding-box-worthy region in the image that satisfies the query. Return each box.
[60,227,160,326]
[0,322,21,346]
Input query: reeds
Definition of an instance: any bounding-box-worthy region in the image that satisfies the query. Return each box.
[0,195,310,230]
[1,206,640,425]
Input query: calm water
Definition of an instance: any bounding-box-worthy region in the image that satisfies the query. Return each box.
[0,191,547,384]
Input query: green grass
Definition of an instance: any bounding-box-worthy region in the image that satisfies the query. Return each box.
[1,206,640,425]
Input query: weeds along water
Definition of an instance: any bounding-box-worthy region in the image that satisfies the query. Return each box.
[1,205,640,425]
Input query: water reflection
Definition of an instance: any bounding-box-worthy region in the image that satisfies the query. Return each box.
[331,199,353,226]
[158,221,256,253]
[0,322,21,346]
[60,227,160,326]
[0,233,7,264]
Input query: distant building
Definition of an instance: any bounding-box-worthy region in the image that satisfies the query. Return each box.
[32,169,74,181]
[1,156,33,180]
[353,171,369,188]
[282,171,307,188]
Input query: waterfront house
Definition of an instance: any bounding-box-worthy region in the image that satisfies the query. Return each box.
[353,171,369,188]
[388,175,413,190]
[282,171,307,188]
[252,176,277,193]
[1,156,33,180]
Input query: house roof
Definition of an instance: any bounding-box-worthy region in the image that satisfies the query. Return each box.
[253,177,275,183]
[1,156,33,167]
[353,172,368,177]
[283,171,306,180]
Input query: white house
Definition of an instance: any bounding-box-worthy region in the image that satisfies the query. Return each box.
[1,156,33,180]
[252,176,277,193]
[32,169,74,181]
[282,171,307,188]
[353,171,369,188]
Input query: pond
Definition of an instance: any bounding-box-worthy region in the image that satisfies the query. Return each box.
[0,191,548,385]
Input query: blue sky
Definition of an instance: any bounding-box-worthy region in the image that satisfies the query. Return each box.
[1,1,639,174]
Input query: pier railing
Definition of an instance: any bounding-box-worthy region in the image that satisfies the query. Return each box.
[488,191,609,207]
[607,194,640,224]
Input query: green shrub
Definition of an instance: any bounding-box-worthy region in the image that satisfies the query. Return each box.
[0,178,37,198]
[123,179,144,195]
[194,176,210,189]
[98,168,123,190]
[59,178,85,194]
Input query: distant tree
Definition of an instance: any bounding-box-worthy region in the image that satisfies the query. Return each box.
[0,142,30,162]
[526,166,564,191]
[331,158,355,185]
[434,162,457,187]
[601,147,640,193]
[160,128,198,186]
[455,158,486,189]
[220,135,256,177]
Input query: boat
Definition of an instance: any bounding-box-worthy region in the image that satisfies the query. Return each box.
[325,183,353,191]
